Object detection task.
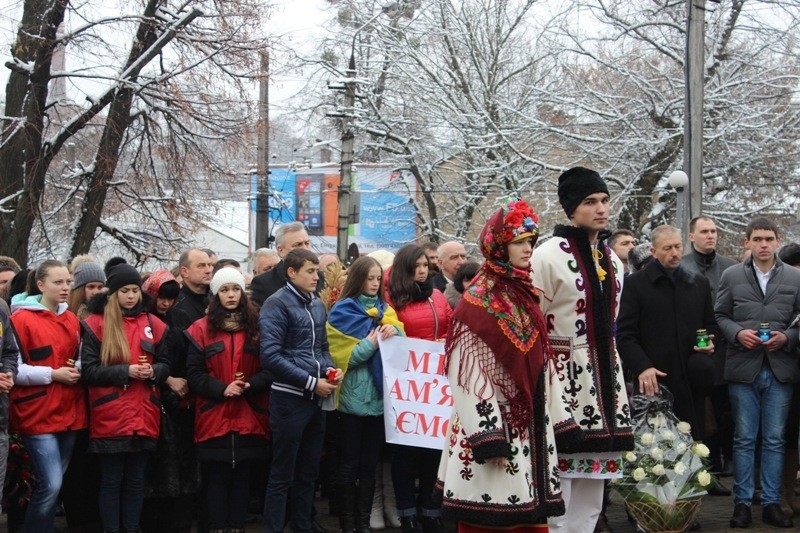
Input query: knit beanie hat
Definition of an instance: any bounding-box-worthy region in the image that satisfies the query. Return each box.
[210,267,246,295]
[72,262,106,290]
[367,250,395,269]
[557,167,610,217]
[628,242,653,272]
[106,264,142,294]
[778,242,800,267]
[104,256,128,276]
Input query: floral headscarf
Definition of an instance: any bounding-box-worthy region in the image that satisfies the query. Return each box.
[446,199,551,431]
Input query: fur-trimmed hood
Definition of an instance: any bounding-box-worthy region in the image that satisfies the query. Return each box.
[86,290,153,316]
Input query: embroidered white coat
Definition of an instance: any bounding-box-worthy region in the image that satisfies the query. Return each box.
[435,331,583,526]
[531,233,633,477]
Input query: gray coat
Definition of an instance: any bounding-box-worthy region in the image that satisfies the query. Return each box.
[715,257,800,383]
[0,300,19,430]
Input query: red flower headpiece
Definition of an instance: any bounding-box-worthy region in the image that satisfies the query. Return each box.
[501,199,539,244]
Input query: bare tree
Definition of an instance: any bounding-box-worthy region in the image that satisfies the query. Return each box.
[544,0,800,236]
[297,0,566,243]
[0,0,270,266]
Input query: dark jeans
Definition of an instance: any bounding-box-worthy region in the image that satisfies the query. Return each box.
[337,412,383,484]
[61,429,102,530]
[206,460,251,529]
[99,451,150,531]
[391,444,441,518]
[263,392,326,533]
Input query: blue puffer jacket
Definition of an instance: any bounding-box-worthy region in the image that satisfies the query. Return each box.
[259,282,334,401]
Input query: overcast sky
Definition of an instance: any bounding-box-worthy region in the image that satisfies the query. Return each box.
[0,0,329,114]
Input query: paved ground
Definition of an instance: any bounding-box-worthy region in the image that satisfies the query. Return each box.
[259,486,787,533]
[4,480,792,532]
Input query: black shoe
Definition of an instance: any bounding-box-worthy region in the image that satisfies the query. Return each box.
[708,480,732,497]
[721,459,734,478]
[400,517,422,533]
[420,516,445,533]
[312,519,331,533]
[730,503,752,528]
[762,503,794,528]
[594,513,613,533]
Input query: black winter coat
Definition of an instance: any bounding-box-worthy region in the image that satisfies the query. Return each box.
[145,285,208,498]
[250,260,325,308]
[617,261,717,439]
[681,246,738,384]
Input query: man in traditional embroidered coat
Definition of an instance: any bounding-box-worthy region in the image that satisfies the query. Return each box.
[532,167,633,533]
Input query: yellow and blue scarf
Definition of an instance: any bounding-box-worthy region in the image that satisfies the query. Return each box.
[327,295,404,395]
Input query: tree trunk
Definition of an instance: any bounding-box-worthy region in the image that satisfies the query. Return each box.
[0,0,68,266]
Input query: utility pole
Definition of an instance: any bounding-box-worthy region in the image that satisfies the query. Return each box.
[684,0,705,220]
[337,55,356,263]
[334,3,401,263]
[255,50,270,249]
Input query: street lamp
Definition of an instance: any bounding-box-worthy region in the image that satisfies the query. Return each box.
[668,170,690,244]
[337,2,401,263]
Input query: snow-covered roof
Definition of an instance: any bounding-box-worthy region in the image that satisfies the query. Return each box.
[204,200,249,247]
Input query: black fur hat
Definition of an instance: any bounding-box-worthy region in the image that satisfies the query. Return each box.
[557,167,610,217]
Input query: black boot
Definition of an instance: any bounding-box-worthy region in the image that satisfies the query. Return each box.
[420,516,445,533]
[356,480,376,533]
[400,516,422,533]
[339,484,358,533]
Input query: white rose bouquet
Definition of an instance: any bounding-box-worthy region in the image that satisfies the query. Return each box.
[612,387,713,532]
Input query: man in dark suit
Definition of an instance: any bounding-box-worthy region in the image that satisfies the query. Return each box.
[617,224,717,440]
[431,241,467,292]
[250,222,315,307]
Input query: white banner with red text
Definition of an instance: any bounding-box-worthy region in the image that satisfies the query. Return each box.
[379,336,454,450]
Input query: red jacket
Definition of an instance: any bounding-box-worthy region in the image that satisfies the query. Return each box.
[389,290,452,341]
[82,312,169,440]
[10,307,87,435]
[185,318,270,443]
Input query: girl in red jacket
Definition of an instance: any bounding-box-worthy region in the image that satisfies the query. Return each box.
[385,244,453,533]
[10,260,87,533]
[81,264,170,533]
[185,267,269,533]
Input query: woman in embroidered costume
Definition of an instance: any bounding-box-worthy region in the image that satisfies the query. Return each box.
[435,200,583,533]
[326,256,405,533]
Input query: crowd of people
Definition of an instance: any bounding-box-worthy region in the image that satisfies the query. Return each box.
[0,166,798,533]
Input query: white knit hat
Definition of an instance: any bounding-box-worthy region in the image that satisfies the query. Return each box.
[210,267,246,295]
[367,249,395,269]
